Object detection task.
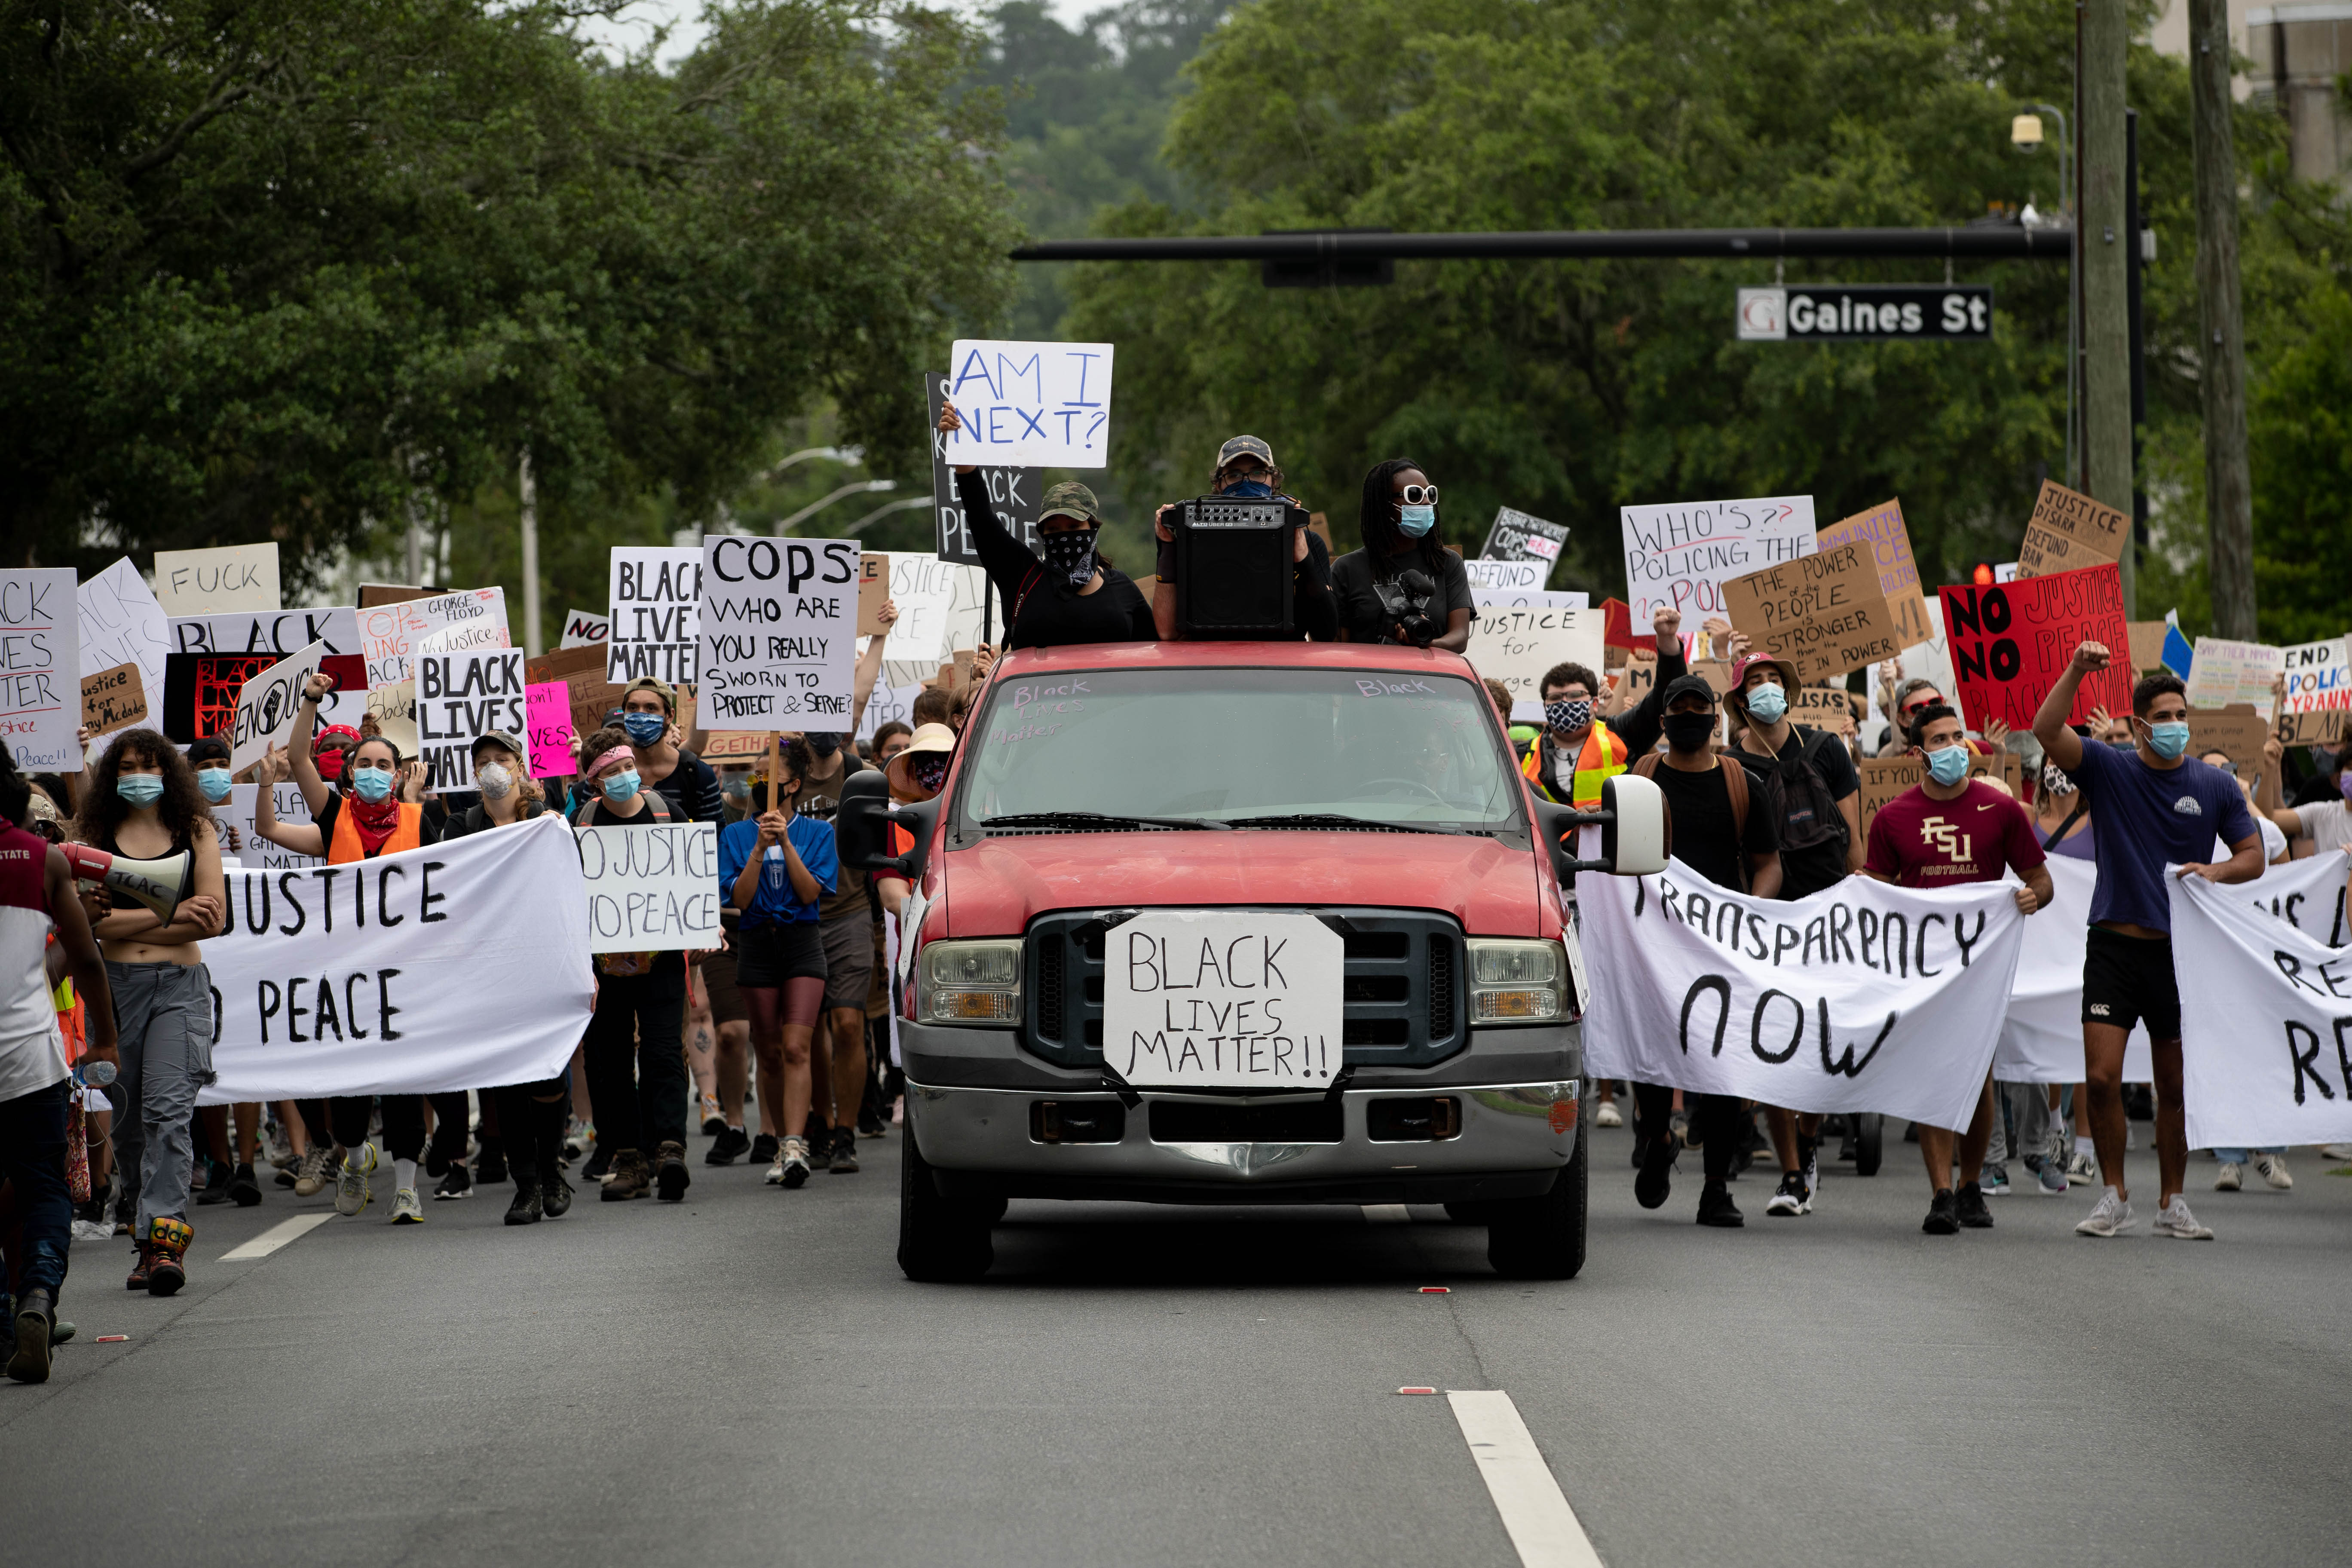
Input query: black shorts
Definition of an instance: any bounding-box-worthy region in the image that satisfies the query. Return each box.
[2081,927,2180,1039]
[735,919,827,989]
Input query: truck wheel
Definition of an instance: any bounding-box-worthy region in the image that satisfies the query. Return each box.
[1486,1112,1588,1280]
[1854,1113,1884,1177]
[897,1127,994,1283]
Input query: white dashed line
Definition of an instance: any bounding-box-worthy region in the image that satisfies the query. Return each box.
[1447,1389,1605,1568]
[219,1213,336,1260]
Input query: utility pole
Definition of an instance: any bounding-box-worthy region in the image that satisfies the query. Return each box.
[2079,0,2135,613]
[2190,0,2258,638]
[518,446,543,658]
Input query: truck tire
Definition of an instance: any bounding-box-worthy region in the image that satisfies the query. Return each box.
[897,1127,994,1283]
[1485,1112,1588,1280]
[1854,1113,1884,1177]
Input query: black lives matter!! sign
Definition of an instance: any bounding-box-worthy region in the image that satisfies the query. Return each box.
[926,371,1040,565]
[1736,285,1993,343]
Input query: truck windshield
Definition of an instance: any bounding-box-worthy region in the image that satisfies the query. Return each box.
[955,667,1524,833]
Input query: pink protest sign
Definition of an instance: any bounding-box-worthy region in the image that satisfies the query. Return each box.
[526,680,575,778]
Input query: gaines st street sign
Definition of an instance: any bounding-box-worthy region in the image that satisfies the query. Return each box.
[1736,285,1992,342]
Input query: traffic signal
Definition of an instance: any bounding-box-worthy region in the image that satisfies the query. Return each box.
[1971,560,1996,587]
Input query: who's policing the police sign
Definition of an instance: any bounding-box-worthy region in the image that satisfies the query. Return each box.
[1736,286,1993,343]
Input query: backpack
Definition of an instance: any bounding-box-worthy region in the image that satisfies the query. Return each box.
[1743,727,1850,859]
[577,791,674,975]
[1630,750,1754,888]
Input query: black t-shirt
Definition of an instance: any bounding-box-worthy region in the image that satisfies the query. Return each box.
[1736,726,1858,899]
[1328,545,1475,646]
[314,795,444,854]
[649,749,723,824]
[956,469,1155,649]
[1649,759,1778,893]
[796,755,876,922]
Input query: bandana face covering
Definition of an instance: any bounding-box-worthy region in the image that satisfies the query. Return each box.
[1544,698,1592,735]
[2041,763,2075,795]
[622,712,667,747]
[1040,527,1099,588]
[911,753,950,793]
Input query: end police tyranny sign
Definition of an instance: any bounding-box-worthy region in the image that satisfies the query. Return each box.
[1736,286,1994,342]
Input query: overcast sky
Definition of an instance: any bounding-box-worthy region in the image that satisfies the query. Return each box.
[575,0,1094,66]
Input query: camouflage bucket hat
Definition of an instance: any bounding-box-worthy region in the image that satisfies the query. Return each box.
[1038,481,1100,526]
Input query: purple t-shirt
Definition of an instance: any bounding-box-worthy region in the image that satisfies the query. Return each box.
[2068,741,2256,931]
[2045,816,2095,861]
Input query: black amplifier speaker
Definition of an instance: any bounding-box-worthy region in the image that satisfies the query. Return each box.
[1169,496,1309,639]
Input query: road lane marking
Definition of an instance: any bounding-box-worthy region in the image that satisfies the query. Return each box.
[1447,1390,1605,1568]
[1362,1204,1412,1222]
[220,1213,335,1260]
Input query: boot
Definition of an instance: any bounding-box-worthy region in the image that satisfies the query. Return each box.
[600,1148,650,1201]
[125,1239,153,1291]
[503,1171,542,1226]
[7,1287,56,1384]
[146,1216,193,1296]
[653,1140,690,1202]
[536,1099,573,1217]
[539,1155,574,1218]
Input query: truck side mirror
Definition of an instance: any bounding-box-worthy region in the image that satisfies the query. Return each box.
[1534,772,1669,881]
[837,769,940,881]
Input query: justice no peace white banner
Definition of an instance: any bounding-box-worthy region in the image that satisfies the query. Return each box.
[195,814,593,1103]
[2172,868,2352,1149]
[1580,860,2025,1130]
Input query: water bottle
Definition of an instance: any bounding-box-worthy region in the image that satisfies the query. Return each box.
[74,1059,118,1089]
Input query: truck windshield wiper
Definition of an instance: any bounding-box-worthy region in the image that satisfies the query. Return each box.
[1219,812,1464,835]
[980,811,1230,833]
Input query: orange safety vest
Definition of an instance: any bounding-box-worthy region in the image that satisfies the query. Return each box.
[328,800,423,864]
[1521,720,1629,810]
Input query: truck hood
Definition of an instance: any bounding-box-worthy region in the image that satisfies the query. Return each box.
[938,830,1546,937]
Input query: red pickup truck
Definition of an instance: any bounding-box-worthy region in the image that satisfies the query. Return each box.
[839,638,1663,1282]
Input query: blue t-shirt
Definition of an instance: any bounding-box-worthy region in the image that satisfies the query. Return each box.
[717,815,837,928]
[2069,741,2256,932]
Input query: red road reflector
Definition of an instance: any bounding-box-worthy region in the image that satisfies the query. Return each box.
[1419,1286,1450,1294]
[95,1334,130,1343]
[1396,1386,1439,1395]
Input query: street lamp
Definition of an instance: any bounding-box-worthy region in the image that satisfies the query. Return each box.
[781,478,895,531]
[843,495,932,533]
[2015,103,2077,490]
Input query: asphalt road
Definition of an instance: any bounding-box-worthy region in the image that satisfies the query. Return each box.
[7,1119,2348,1568]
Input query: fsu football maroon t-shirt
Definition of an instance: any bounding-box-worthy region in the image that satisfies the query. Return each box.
[1864,778,2047,888]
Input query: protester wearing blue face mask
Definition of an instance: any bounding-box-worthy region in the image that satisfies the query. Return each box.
[2034,645,2266,1243]
[1329,458,1473,652]
[1148,435,1339,642]
[616,677,723,824]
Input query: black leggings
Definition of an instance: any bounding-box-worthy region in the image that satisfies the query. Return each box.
[1631,1084,1745,1186]
[328,1095,426,1161]
[495,1078,570,1177]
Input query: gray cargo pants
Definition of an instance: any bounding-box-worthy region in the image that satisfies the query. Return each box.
[105,960,215,1232]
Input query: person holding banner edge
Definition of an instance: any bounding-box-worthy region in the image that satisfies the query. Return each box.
[2033,645,2264,1241]
[1862,703,2054,1234]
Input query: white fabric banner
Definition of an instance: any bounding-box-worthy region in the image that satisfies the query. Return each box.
[2172,870,2352,1148]
[196,814,593,1103]
[1580,859,2025,1130]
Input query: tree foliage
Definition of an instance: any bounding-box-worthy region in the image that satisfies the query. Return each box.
[2,0,1016,589]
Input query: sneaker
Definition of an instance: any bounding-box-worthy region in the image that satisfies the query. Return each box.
[2036,1155,2067,1194]
[2320,1142,2352,1161]
[705,1125,750,1166]
[564,1118,593,1161]
[1798,1135,1820,1209]
[539,1163,573,1219]
[2075,1186,2134,1237]
[1695,1181,1743,1228]
[1978,1162,2010,1195]
[227,1161,262,1207]
[580,1145,614,1184]
[2064,1149,2100,1186]
[1634,1135,1676,1210]
[2253,1152,2293,1190]
[1593,1099,1623,1128]
[2213,1161,2243,1192]
[764,1150,787,1185]
[389,1187,425,1225]
[2152,1197,2215,1240]
[654,1141,691,1201]
[334,1144,376,1216]
[857,1111,887,1139]
[700,1093,725,1136]
[273,1162,298,1189]
[828,1127,860,1175]
[293,1145,334,1198]
[1764,1171,1809,1217]
[1671,1108,1693,1147]
[1922,1189,1959,1234]
[1954,1182,1994,1228]
[750,1132,780,1167]
[504,1176,543,1226]
[196,1157,235,1205]
[780,1137,812,1189]
[433,1164,473,1200]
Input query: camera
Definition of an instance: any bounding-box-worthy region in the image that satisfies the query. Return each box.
[1373,570,1441,648]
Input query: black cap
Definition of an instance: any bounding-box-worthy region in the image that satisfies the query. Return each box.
[1661,673,1719,707]
[187,737,232,766]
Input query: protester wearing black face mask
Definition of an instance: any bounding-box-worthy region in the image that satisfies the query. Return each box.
[1148,435,1338,641]
[935,401,1155,650]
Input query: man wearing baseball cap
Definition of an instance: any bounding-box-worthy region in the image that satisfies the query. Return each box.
[1149,435,1338,641]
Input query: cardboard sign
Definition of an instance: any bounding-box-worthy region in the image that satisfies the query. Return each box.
[1480,506,1568,569]
[2126,620,2170,673]
[944,339,1114,469]
[1936,562,2132,733]
[1858,750,2022,839]
[1786,685,1857,736]
[1719,542,1904,682]
[355,588,508,689]
[220,782,322,870]
[152,543,280,616]
[577,821,723,954]
[925,371,1041,564]
[2184,636,2283,712]
[2187,705,2272,781]
[1815,498,1931,649]
[2015,481,2128,579]
[365,680,419,759]
[416,648,528,792]
[77,557,168,723]
[2279,637,2351,745]
[697,730,773,761]
[1466,558,1547,593]
[525,680,575,778]
[559,606,610,648]
[857,554,889,636]
[358,582,434,608]
[607,547,700,684]
[2,570,81,772]
[227,640,328,773]
[1611,651,1657,709]
[81,663,147,734]
[1619,494,1816,626]
[698,536,858,730]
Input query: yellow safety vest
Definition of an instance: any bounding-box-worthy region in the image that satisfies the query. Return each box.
[1521,720,1629,809]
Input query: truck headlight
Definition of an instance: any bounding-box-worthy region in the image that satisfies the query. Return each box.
[1465,938,1562,1024]
[916,939,1024,1025]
